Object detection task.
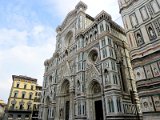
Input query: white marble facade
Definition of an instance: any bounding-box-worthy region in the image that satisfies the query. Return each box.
[39,1,140,120]
[119,0,160,119]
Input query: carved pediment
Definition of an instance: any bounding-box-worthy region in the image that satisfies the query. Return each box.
[86,64,101,81]
[60,9,77,30]
[61,61,71,77]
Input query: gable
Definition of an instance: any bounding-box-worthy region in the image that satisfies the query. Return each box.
[60,9,77,30]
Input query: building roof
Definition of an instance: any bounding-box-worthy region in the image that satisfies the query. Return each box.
[0,100,6,107]
[12,75,37,82]
[36,85,42,89]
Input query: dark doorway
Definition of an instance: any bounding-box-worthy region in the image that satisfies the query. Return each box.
[95,100,103,120]
[65,101,70,120]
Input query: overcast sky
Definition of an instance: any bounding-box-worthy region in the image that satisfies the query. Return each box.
[0,0,122,103]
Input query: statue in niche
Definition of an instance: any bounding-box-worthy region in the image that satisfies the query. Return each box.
[137,33,143,45]
[93,84,100,94]
[77,81,80,91]
[143,102,148,108]
[59,108,64,118]
[137,72,141,79]
[155,101,160,107]
[104,69,109,84]
[148,27,154,37]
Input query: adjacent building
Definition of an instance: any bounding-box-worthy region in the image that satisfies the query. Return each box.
[0,100,6,120]
[118,0,160,120]
[6,75,42,120]
[32,85,42,120]
[39,1,141,120]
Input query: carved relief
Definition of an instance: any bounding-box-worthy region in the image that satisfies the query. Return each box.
[134,30,144,46]
[134,67,146,80]
[153,95,160,111]
[151,62,160,77]
[86,65,101,82]
[144,65,153,79]
[130,13,138,27]
[146,23,157,40]
[140,97,154,112]
[140,6,148,20]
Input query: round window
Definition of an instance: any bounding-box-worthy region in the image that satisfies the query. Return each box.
[88,49,98,62]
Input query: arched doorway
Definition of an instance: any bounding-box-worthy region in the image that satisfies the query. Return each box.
[59,80,70,120]
[88,80,104,120]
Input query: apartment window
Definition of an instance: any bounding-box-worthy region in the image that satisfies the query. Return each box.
[140,6,149,20]
[19,105,23,110]
[31,85,34,90]
[29,94,32,100]
[27,105,31,110]
[22,93,25,99]
[18,115,21,118]
[25,115,29,118]
[14,92,18,98]
[24,84,27,89]
[16,83,20,88]
[11,104,15,109]
[153,18,160,36]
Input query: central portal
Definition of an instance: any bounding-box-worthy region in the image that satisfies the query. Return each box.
[95,100,103,120]
[65,101,70,120]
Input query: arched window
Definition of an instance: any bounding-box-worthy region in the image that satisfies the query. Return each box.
[108,98,114,112]
[65,31,73,47]
[77,80,80,92]
[113,74,118,84]
[19,104,23,110]
[49,76,52,84]
[117,98,122,112]
[100,23,104,33]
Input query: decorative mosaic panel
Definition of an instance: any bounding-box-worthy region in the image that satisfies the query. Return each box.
[144,65,153,79]
[151,62,160,77]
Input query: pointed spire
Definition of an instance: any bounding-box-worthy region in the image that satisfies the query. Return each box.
[75,1,87,11]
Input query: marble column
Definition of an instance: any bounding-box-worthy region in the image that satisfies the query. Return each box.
[43,105,48,120]
[69,90,74,120]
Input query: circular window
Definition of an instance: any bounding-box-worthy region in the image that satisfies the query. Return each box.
[88,49,98,62]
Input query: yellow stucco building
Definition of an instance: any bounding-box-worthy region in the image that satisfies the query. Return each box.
[6,75,42,120]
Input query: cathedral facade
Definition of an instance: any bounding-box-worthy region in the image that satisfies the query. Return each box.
[119,0,160,120]
[39,2,141,120]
